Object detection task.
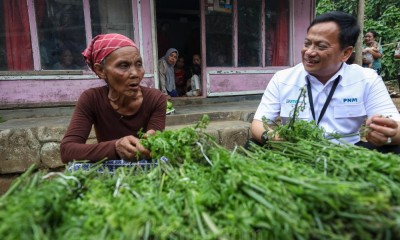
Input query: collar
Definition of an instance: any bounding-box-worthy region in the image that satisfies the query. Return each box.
[305,63,344,86]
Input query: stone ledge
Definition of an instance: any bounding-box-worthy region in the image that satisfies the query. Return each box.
[0,120,251,175]
[0,119,252,194]
[2,95,399,175]
[167,120,251,150]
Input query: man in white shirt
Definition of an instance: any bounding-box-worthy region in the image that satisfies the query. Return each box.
[251,11,400,153]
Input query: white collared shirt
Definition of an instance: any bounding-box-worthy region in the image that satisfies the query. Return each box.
[254,63,400,144]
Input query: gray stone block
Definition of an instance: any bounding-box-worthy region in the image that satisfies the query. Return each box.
[0,129,41,174]
[41,142,63,169]
[36,126,67,142]
[204,129,220,145]
[219,126,250,150]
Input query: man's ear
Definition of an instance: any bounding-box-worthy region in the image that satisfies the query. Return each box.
[93,63,106,79]
[342,46,354,62]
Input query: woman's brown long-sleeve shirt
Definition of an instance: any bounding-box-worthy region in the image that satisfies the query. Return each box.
[60,86,166,163]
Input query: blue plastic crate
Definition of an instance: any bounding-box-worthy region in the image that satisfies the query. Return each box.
[67,156,168,173]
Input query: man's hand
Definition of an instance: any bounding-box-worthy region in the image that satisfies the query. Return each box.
[250,119,280,143]
[366,115,399,146]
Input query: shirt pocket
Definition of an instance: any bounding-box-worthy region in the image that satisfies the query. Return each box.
[281,103,310,121]
[334,103,366,118]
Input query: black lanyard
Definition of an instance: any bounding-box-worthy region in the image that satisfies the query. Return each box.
[306,75,340,125]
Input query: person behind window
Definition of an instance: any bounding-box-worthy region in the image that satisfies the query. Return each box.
[158,48,179,97]
[174,56,187,96]
[362,30,383,74]
[186,64,201,97]
[38,31,59,70]
[250,11,400,154]
[189,53,202,80]
[52,48,80,70]
[192,54,201,66]
[185,53,202,96]
[60,33,167,164]
[215,52,229,66]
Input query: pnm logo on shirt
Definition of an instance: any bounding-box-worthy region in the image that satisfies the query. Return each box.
[343,98,358,103]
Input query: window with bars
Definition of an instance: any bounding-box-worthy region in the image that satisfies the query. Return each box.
[205,0,289,67]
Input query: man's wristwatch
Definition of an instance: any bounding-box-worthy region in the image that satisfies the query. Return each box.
[261,130,269,144]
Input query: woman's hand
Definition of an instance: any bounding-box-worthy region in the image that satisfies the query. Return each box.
[365,47,382,59]
[366,115,399,146]
[115,135,151,161]
[143,129,156,139]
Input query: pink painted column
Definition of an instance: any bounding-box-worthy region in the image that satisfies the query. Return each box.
[135,0,156,88]
[292,0,315,65]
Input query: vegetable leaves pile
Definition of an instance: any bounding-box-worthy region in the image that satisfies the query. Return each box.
[1,115,400,239]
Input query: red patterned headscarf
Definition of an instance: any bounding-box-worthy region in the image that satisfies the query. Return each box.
[82,33,138,71]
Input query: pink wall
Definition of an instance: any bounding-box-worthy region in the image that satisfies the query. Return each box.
[208,73,273,94]
[137,0,155,76]
[293,0,316,64]
[0,79,105,108]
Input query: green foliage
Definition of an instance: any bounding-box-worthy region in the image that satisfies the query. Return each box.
[316,0,400,80]
[265,87,327,143]
[364,5,400,80]
[166,100,175,114]
[140,115,214,165]
[316,0,359,15]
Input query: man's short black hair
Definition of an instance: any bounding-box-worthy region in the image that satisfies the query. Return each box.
[308,11,360,50]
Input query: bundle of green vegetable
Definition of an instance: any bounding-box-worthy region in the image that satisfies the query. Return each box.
[1,115,400,239]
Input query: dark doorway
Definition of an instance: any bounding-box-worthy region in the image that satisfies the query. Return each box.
[155,0,200,62]
[155,0,202,98]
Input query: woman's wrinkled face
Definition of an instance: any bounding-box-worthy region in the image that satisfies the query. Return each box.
[97,46,144,97]
[301,21,351,83]
[167,52,178,65]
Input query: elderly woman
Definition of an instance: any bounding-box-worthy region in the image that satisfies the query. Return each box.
[158,48,179,97]
[60,33,167,165]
